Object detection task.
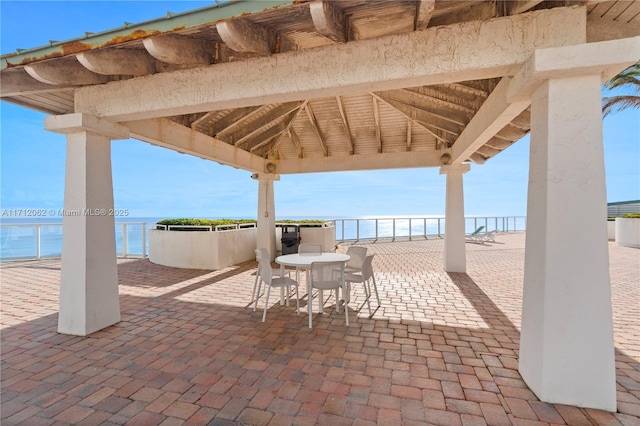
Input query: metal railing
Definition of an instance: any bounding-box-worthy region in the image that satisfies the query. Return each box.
[0,222,149,262]
[1,217,526,261]
[334,216,526,242]
[607,200,640,217]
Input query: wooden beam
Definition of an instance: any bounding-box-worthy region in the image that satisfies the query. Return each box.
[191,111,217,130]
[25,59,111,85]
[305,103,328,157]
[76,49,156,76]
[450,77,530,164]
[247,121,289,153]
[208,107,260,137]
[310,1,346,43]
[287,127,303,159]
[232,102,302,147]
[216,19,274,55]
[1,68,72,97]
[372,97,382,153]
[335,96,354,155]
[268,100,309,156]
[415,0,435,30]
[277,150,442,174]
[217,105,271,139]
[374,93,463,135]
[377,89,469,126]
[76,7,586,121]
[406,118,412,152]
[509,1,543,15]
[124,118,265,172]
[402,87,476,116]
[143,34,213,65]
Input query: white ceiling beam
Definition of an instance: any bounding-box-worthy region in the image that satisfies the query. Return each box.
[232,102,302,146]
[26,59,111,86]
[450,76,530,164]
[406,118,412,152]
[336,96,354,155]
[76,7,586,121]
[216,19,274,55]
[1,69,72,96]
[124,118,264,172]
[310,1,346,43]
[374,93,462,136]
[143,34,214,65]
[372,97,382,153]
[217,105,271,139]
[587,14,640,42]
[452,36,640,165]
[509,1,544,15]
[415,0,435,30]
[268,100,309,156]
[278,150,442,174]
[287,127,303,159]
[208,106,260,136]
[248,121,289,153]
[305,104,328,157]
[377,89,469,126]
[76,49,156,76]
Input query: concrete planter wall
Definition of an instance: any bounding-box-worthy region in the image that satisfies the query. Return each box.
[607,220,615,240]
[149,228,257,270]
[276,225,336,253]
[615,218,640,248]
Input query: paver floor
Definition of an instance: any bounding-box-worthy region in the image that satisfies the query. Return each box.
[1,233,639,425]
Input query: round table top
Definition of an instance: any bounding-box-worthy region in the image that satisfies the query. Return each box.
[276,252,350,267]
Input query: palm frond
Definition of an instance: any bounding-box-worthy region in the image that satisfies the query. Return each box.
[604,61,640,91]
[602,95,640,117]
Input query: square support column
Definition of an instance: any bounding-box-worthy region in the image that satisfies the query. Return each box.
[440,163,470,273]
[520,75,616,411]
[255,173,279,261]
[45,113,129,336]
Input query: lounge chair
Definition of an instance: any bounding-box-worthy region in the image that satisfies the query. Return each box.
[465,226,485,243]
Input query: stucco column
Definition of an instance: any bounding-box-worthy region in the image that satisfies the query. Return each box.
[255,173,279,261]
[45,114,129,336]
[519,75,616,411]
[440,164,470,273]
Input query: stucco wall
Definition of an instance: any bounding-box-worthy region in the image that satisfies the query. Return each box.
[149,228,257,270]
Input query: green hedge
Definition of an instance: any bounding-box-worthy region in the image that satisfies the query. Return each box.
[622,212,640,219]
[156,218,327,231]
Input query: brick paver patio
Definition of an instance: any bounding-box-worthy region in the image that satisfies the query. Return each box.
[1,233,638,425]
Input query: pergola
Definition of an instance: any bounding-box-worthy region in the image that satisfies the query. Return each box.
[2,0,638,412]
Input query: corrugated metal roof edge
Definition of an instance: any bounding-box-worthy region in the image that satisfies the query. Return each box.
[1,0,296,70]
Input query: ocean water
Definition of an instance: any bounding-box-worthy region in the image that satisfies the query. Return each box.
[0,216,525,260]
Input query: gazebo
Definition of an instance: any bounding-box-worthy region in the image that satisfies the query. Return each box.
[2,0,638,412]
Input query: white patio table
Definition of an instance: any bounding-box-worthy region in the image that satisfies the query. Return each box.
[276,252,350,313]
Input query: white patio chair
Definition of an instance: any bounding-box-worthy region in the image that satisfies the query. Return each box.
[251,248,269,307]
[344,246,367,273]
[298,243,322,253]
[465,226,485,243]
[345,254,380,317]
[255,256,299,322]
[308,261,349,328]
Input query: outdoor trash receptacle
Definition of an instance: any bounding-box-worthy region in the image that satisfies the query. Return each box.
[281,225,301,254]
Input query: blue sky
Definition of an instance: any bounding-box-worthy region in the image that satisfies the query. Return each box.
[1,1,638,220]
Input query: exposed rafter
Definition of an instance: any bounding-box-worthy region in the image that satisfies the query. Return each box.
[217,105,272,140]
[143,34,214,65]
[402,87,476,116]
[216,19,274,55]
[76,50,156,76]
[25,60,111,86]
[247,120,290,153]
[287,127,303,159]
[377,89,469,126]
[415,0,435,30]
[372,97,383,153]
[310,1,347,43]
[268,100,309,157]
[305,103,328,157]
[209,107,260,137]
[509,1,544,15]
[406,118,412,152]
[335,96,354,155]
[232,102,303,147]
[374,93,462,136]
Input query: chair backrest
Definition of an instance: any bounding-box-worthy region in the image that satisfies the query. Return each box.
[255,248,269,261]
[299,243,322,254]
[256,257,273,285]
[472,226,485,235]
[346,246,367,269]
[361,254,375,280]
[310,261,344,290]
